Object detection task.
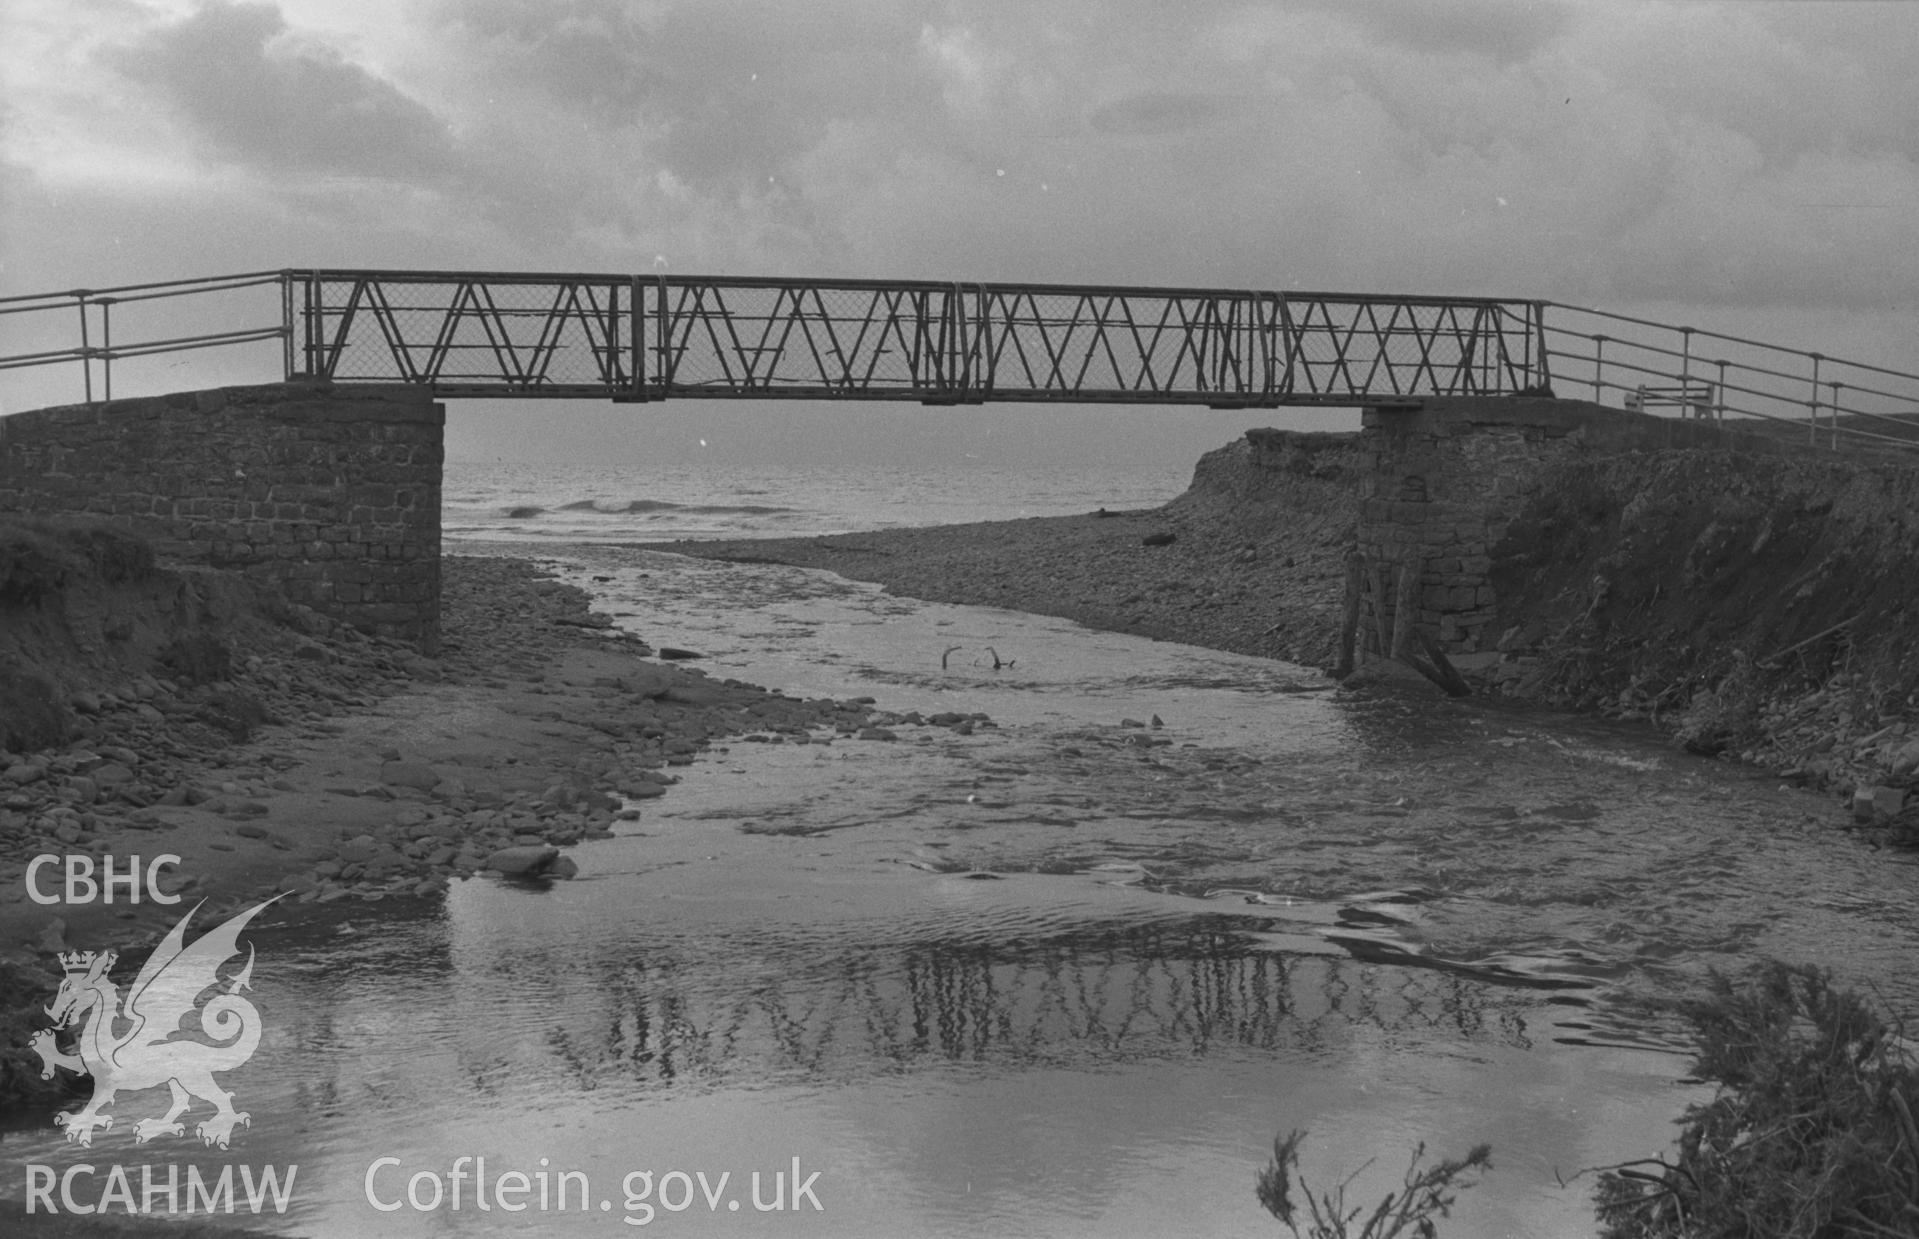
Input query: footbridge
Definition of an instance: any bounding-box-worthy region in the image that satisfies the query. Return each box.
[3,267,1917,654]
[5,267,1914,437]
[5,268,1553,409]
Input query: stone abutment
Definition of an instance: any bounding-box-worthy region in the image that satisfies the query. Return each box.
[0,384,444,652]
[1350,396,1787,680]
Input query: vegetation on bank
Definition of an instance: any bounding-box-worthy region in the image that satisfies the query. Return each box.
[1257,1132,1491,1238]
[1257,964,1919,1238]
[1488,450,1919,838]
[1594,964,1919,1239]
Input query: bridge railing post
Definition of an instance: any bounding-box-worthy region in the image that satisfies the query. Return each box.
[279,271,294,381]
[100,298,114,403]
[1808,353,1823,446]
[1532,302,1545,391]
[655,275,671,392]
[626,275,644,398]
[75,293,94,405]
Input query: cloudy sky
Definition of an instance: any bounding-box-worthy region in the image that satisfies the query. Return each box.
[3,0,1915,464]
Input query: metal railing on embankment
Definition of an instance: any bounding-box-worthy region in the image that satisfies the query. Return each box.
[1537,301,1919,452]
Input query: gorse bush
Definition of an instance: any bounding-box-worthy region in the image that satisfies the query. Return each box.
[1596,963,1919,1238]
[1256,1129,1492,1239]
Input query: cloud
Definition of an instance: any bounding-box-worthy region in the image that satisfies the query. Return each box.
[443,0,934,191]
[1087,93,1224,138]
[1,0,1915,384]
[112,0,460,186]
[1309,0,1575,64]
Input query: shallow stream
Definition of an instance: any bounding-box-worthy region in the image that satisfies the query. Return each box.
[7,546,1917,1237]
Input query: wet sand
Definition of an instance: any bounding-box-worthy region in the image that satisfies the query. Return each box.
[645,494,1349,672]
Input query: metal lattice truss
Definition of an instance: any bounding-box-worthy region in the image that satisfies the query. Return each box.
[289,269,1548,405]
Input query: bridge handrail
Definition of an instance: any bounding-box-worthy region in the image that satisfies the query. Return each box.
[0,268,286,309]
[281,266,1528,306]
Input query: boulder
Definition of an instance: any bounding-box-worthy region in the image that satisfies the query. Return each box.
[483,844,560,877]
[1851,785,1906,823]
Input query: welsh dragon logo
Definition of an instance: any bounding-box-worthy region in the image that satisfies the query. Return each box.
[30,896,279,1149]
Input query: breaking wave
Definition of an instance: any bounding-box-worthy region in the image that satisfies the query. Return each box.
[556,498,798,516]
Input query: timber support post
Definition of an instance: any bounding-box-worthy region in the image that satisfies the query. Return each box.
[1390,558,1420,661]
[1336,551,1364,677]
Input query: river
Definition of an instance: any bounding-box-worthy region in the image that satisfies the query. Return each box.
[7,544,1916,1238]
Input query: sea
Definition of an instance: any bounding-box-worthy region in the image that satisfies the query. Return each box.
[442,459,1192,544]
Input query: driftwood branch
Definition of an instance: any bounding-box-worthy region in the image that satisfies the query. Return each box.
[942,645,1014,670]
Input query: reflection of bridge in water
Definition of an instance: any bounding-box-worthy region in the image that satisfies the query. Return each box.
[519,921,1539,1090]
